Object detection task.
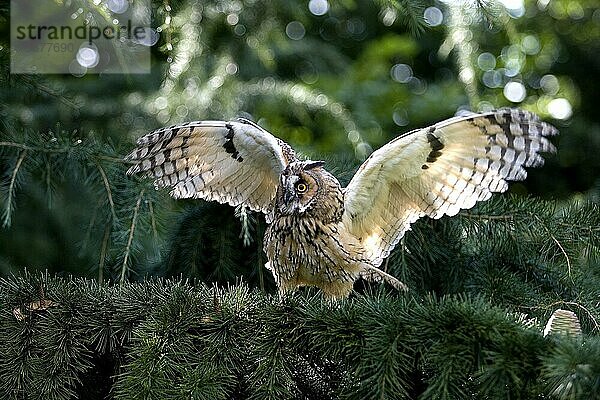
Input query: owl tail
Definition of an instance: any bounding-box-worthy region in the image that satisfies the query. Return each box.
[361,264,408,292]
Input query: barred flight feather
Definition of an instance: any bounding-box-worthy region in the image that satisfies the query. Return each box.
[343,108,558,267]
[125,119,295,214]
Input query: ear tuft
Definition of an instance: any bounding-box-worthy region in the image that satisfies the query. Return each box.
[303,160,325,170]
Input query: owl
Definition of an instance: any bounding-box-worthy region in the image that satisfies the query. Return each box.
[126,108,557,298]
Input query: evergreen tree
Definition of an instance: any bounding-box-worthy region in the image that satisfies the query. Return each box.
[0,0,599,398]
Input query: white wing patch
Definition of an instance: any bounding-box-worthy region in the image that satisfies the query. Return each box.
[343,108,558,266]
[125,119,295,214]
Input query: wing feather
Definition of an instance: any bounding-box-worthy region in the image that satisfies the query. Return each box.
[342,108,557,266]
[126,118,296,214]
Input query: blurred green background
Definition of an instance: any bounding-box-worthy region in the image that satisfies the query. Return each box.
[0,0,598,282]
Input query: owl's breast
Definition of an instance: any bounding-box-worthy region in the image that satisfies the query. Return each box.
[264,216,368,297]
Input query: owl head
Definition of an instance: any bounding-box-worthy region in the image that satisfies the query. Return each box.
[275,160,343,219]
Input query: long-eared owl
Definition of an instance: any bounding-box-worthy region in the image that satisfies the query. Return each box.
[126,109,557,298]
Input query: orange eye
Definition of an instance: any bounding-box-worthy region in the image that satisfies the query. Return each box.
[296,182,308,194]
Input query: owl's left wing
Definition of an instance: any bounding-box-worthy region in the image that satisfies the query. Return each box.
[126,118,296,214]
[342,108,557,267]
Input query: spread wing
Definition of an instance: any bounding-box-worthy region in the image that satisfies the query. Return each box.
[125,118,297,214]
[342,108,558,267]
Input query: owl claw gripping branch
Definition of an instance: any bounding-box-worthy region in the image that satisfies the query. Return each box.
[126,109,557,298]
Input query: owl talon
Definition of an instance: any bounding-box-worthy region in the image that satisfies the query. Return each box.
[362,264,409,292]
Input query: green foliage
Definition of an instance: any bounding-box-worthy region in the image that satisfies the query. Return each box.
[0,126,169,281]
[2,0,599,281]
[1,273,599,399]
[1,0,600,398]
[541,337,600,400]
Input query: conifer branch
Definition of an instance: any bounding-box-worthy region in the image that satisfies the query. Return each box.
[446,3,479,108]
[82,200,102,253]
[95,161,118,222]
[549,233,572,281]
[99,155,132,164]
[461,213,514,221]
[148,201,158,239]
[535,215,573,284]
[376,0,426,34]
[18,75,80,109]
[120,189,145,284]
[0,141,128,163]
[0,141,32,151]
[0,141,70,154]
[45,161,53,209]
[99,224,110,285]
[2,150,27,228]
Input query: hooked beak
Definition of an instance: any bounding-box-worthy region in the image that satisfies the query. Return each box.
[284,190,295,205]
[282,175,299,205]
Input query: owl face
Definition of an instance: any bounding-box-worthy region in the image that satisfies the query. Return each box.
[276,160,326,215]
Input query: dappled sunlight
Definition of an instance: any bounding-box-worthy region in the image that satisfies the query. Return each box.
[1,2,599,396]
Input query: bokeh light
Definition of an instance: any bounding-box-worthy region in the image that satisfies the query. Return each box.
[76,44,99,68]
[106,0,129,14]
[498,0,525,18]
[477,53,496,71]
[68,59,87,77]
[226,13,239,25]
[308,0,329,16]
[424,7,444,27]
[503,81,527,102]
[390,63,413,83]
[459,67,474,84]
[521,35,541,55]
[133,28,160,46]
[540,74,560,95]
[225,62,238,75]
[380,8,397,26]
[408,77,427,94]
[547,98,573,120]
[501,45,525,77]
[286,21,306,40]
[392,108,409,126]
[482,70,503,88]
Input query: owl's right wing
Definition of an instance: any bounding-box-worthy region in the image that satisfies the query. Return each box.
[125,118,297,214]
[342,108,557,267]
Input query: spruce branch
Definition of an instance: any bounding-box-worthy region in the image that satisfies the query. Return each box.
[44,159,54,209]
[461,213,514,221]
[81,199,103,255]
[0,140,129,164]
[120,189,145,285]
[17,75,80,110]
[535,215,574,285]
[94,161,118,223]
[2,273,599,399]
[98,224,111,285]
[148,201,158,240]
[2,150,27,228]
[0,142,32,151]
[375,0,426,34]
[445,2,479,108]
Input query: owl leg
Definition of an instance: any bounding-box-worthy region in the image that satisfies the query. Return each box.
[361,264,408,292]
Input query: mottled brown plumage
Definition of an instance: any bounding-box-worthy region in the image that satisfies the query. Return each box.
[126,109,557,298]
